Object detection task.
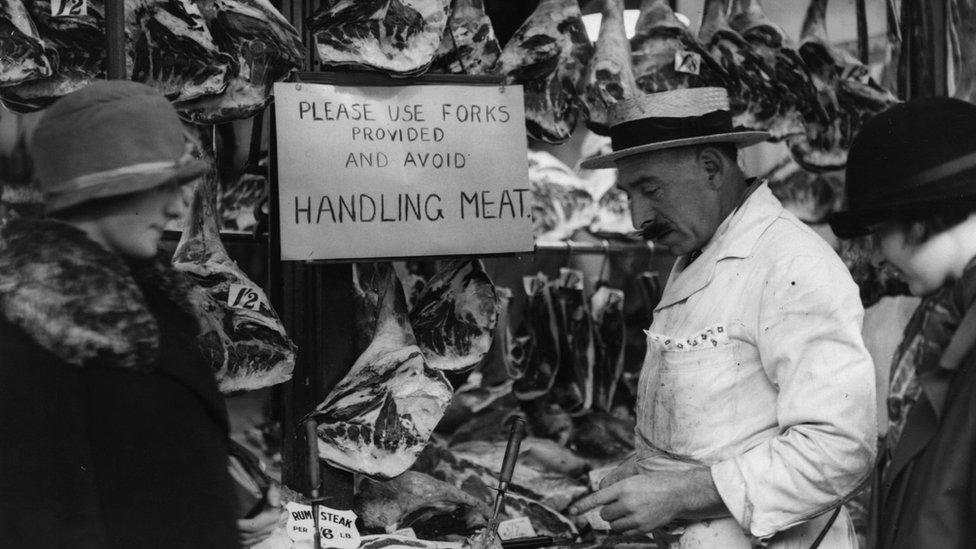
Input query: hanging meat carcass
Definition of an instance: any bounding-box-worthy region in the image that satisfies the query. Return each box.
[429,0,500,75]
[173,170,296,393]
[630,0,728,94]
[729,0,822,140]
[513,274,560,401]
[788,0,900,172]
[495,0,593,144]
[355,470,490,535]
[409,260,499,372]
[311,263,453,479]
[579,0,637,135]
[307,0,450,77]
[550,268,594,416]
[0,0,51,87]
[698,0,778,132]
[527,151,596,242]
[591,286,625,413]
[178,0,303,122]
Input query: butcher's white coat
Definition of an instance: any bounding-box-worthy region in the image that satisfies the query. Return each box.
[635,182,876,547]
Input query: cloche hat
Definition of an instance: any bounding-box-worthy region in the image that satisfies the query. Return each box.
[580,87,769,169]
[828,97,976,239]
[31,80,208,213]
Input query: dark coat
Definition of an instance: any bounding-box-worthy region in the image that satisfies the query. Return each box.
[871,305,976,548]
[0,219,239,548]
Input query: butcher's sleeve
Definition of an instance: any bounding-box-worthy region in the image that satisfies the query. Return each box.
[709,255,877,539]
[0,331,110,547]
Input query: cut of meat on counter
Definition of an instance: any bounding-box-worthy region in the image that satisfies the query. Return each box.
[173,169,297,394]
[495,0,593,144]
[579,0,637,136]
[0,0,51,87]
[513,274,561,402]
[307,0,450,77]
[430,0,500,75]
[630,0,727,94]
[788,0,900,172]
[355,470,491,536]
[697,0,777,133]
[950,0,976,104]
[590,286,625,414]
[729,0,822,141]
[0,0,97,111]
[177,0,303,122]
[360,533,501,549]
[409,260,499,372]
[310,263,453,479]
[550,268,595,416]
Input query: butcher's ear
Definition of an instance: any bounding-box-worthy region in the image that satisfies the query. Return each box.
[696,147,728,189]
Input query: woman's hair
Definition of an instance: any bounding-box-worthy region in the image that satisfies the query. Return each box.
[884,203,976,245]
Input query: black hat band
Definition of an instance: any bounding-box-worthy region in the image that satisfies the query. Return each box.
[609,110,734,152]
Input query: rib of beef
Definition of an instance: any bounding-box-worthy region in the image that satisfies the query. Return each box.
[579,0,637,135]
[311,263,453,479]
[495,0,592,144]
[178,0,303,122]
[630,0,727,93]
[430,0,500,75]
[172,169,296,393]
[307,0,450,77]
[409,260,499,372]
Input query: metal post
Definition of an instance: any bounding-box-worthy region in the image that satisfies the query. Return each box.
[856,0,869,64]
[104,0,126,79]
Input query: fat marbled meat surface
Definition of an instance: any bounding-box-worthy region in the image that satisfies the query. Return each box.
[172,171,296,394]
[495,0,592,144]
[0,0,51,88]
[429,0,499,75]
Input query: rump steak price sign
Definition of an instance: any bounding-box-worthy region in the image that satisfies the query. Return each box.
[273,81,535,261]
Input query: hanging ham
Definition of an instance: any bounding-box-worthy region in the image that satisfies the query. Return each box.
[0,0,51,87]
[310,263,453,479]
[788,0,900,172]
[178,0,303,122]
[630,0,727,94]
[729,0,822,140]
[495,0,592,144]
[513,274,560,401]
[408,259,499,372]
[698,0,777,132]
[307,0,450,77]
[579,0,637,135]
[591,286,625,413]
[550,268,594,416]
[429,0,500,75]
[173,169,296,393]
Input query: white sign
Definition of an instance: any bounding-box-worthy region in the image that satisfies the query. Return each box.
[496,517,537,540]
[284,503,360,548]
[273,82,535,261]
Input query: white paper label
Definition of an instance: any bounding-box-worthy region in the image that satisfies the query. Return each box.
[674,51,702,75]
[51,0,86,16]
[393,528,417,539]
[584,508,612,531]
[588,465,619,491]
[496,517,536,540]
[227,283,267,311]
[284,503,361,548]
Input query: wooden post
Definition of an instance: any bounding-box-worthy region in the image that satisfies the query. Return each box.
[104,0,126,79]
[856,0,869,64]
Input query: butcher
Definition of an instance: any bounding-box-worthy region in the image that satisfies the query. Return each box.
[569,87,876,547]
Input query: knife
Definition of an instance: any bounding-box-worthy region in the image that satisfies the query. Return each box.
[483,416,528,546]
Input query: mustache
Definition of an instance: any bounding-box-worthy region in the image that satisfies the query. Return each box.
[638,220,673,241]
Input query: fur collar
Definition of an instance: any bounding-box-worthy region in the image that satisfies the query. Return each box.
[0,218,197,370]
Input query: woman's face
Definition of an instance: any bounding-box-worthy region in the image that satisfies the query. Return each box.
[873,222,955,296]
[91,181,188,259]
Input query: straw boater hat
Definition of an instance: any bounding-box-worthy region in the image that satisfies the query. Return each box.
[31,80,208,213]
[580,87,769,169]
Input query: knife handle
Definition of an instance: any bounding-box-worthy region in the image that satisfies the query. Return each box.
[500,417,527,484]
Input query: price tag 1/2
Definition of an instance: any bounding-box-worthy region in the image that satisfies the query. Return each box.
[227,283,268,312]
[496,517,536,540]
[284,503,361,548]
[51,0,86,15]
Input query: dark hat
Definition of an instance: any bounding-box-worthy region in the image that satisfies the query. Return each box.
[580,87,769,169]
[829,97,976,239]
[31,80,208,213]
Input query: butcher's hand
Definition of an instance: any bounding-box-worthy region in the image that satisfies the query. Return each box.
[238,484,283,547]
[569,467,725,535]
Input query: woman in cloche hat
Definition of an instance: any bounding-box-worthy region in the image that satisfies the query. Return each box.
[0,80,247,547]
[829,96,976,548]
